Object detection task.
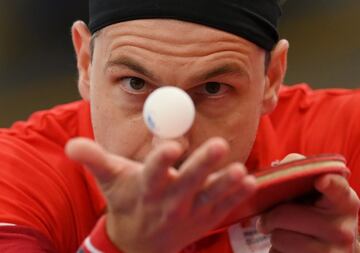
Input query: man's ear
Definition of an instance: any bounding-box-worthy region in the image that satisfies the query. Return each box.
[261,39,289,115]
[72,21,92,101]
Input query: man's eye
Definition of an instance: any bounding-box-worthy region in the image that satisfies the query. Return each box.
[198,82,230,97]
[204,82,221,94]
[120,77,149,94]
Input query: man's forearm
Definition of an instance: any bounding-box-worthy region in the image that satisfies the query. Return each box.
[0,224,57,252]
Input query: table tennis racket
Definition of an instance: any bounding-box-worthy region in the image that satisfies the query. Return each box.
[216,154,349,230]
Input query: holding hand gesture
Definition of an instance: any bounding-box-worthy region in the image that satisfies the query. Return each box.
[66,137,257,253]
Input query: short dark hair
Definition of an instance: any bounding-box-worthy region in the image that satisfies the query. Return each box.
[90,30,101,60]
[264,50,271,73]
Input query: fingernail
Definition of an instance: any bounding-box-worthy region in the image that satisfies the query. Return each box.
[229,164,246,179]
[243,175,257,190]
[315,175,331,192]
[245,175,256,184]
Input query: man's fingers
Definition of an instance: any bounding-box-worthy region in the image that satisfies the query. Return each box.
[194,163,249,208]
[314,174,360,213]
[270,229,329,253]
[176,138,229,193]
[257,203,354,244]
[143,141,183,193]
[65,137,132,185]
[192,167,256,230]
[211,175,256,218]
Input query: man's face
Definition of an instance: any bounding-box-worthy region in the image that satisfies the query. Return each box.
[83,19,274,166]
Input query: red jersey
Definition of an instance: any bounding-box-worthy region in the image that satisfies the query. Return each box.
[0,84,359,252]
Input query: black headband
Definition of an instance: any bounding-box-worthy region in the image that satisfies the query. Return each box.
[89,0,282,51]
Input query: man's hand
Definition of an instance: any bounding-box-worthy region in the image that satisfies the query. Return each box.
[257,154,360,253]
[65,137,256,253]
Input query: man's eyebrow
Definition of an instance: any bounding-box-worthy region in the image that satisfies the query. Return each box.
[194,63,249,82]
[105,56,155,78]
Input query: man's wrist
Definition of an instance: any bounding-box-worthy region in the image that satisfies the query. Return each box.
[78,216,122,253]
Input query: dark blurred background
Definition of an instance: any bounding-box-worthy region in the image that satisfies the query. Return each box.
[0,0,359,127]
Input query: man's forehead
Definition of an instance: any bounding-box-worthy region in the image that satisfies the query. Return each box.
[98,20,259,72]
[88,0,283,51]
[100,19,250,43]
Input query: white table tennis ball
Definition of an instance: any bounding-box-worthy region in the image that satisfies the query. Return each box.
[143,86,195,139]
